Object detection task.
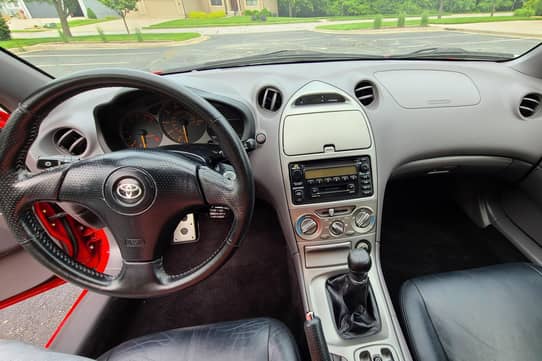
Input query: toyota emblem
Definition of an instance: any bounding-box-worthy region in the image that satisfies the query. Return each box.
[115,178,143,203]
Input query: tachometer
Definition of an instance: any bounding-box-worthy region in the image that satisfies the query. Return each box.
[120,111,162,148]
[159,102,206,144]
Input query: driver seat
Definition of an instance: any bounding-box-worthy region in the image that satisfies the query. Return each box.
[0,318,300,361]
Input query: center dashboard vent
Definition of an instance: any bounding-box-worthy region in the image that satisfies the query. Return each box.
[354,81,376,106]
[53,128,88,156]
[519,93,541,118]
[257,87,282,111]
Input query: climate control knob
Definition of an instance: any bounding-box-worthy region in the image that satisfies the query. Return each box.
[353,207,375,232]
[329,220,345,236]
[296,215,319,238]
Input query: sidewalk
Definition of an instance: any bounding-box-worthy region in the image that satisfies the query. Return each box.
[432,20,542,38]
[9,12,517,38]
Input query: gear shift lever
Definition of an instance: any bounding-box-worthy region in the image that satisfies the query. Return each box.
[348,248,371,282]
[326,249,379,338]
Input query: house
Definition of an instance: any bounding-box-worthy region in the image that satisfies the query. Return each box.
[0,0,117,19]
[135,0,278,18]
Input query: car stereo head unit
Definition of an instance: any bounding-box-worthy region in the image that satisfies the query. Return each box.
[289,157,373,204]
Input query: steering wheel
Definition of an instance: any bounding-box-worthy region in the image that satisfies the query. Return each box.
[0,69,255,298]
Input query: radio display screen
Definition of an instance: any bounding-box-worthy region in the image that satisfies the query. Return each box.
[304,166,357,179]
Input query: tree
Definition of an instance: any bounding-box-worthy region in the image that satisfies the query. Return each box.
[438,0,444,18]
[0,16,11,40]
[98,0,137,34]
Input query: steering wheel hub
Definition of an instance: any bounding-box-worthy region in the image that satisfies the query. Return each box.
[104,167,156,214]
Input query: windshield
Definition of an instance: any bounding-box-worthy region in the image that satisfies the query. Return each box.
[1,0,541,77]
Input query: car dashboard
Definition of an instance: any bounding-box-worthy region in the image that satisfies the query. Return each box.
[25,56,542,361]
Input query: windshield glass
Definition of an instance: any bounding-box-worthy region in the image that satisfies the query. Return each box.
[1,0,541,77]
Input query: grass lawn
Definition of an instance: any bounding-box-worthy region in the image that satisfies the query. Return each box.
[66,17,118,27]
[146,15,315,28]
[0,32,200,49]
[10,17,118,33]
[317,15,541,30]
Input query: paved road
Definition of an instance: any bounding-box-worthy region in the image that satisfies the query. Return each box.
[0,284,81,347]
[18,30,541,77]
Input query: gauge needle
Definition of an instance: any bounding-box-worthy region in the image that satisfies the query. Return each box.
[182,124,189,143]
[140,135,148,149]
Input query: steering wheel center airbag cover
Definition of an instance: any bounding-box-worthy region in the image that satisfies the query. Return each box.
[104,168,156,215]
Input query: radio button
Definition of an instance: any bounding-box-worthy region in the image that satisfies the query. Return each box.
[316,178,324,185]
[324,177,332,184]
[291,169,303,182]
[294,189,304,202]
[341,176,350,182]
[332,176,341,183]
[307,179,315,185]
[311,187,319,195]
[360,165,370,173]
[350,175,358,181]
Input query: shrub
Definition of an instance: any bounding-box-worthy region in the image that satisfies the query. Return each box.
[43,22,57,28]
[96,26,107,42]
[209,10,225,18]
[87,7,97,19]
[260,8,272,16]
[243,10,254,16]
[397,12,406,27]
[514,8,535,16]
[0,17,11,41]
[373,14,382,29]
[135,27,143,42]
[188,11,207,18]
[251,10,260,20]
[420,11,429,26]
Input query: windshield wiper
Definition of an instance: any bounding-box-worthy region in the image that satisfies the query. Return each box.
[391,47,514,61]
[163,50,385,74]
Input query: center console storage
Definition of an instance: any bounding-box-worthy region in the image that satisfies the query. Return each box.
[279,81,405,361]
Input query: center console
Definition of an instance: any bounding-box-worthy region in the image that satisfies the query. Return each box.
[279,81,405,361]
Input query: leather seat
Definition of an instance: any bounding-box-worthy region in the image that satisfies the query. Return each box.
[400,263,542,361]
[0,318,300,361]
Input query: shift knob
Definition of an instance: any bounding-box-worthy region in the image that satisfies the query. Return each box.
[347,249,371,281]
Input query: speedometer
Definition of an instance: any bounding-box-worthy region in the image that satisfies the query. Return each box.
[159,102,206,144]
[120,111,162,149]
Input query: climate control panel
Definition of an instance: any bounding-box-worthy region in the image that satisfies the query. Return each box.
[295,206,375,241]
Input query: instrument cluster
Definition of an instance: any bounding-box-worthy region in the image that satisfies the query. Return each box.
[96,91,247,151]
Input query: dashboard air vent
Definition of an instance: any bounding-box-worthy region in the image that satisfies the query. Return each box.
[53,128,88,156]
[519,93,540,118]
[354,81,376,106]
[257,87,282,111]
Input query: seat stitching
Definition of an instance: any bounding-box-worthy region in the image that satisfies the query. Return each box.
[400,280,423,361]
[526,263,542,280]
[412,281,450,361]
[267,320,271,361]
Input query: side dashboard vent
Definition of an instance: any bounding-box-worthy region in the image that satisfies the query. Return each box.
[354,81,376,106]
[257,87,282,111]
[53,128,88,156]
[519,93,541,118]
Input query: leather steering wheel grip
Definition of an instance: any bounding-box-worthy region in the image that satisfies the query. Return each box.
[0,68,255,298]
